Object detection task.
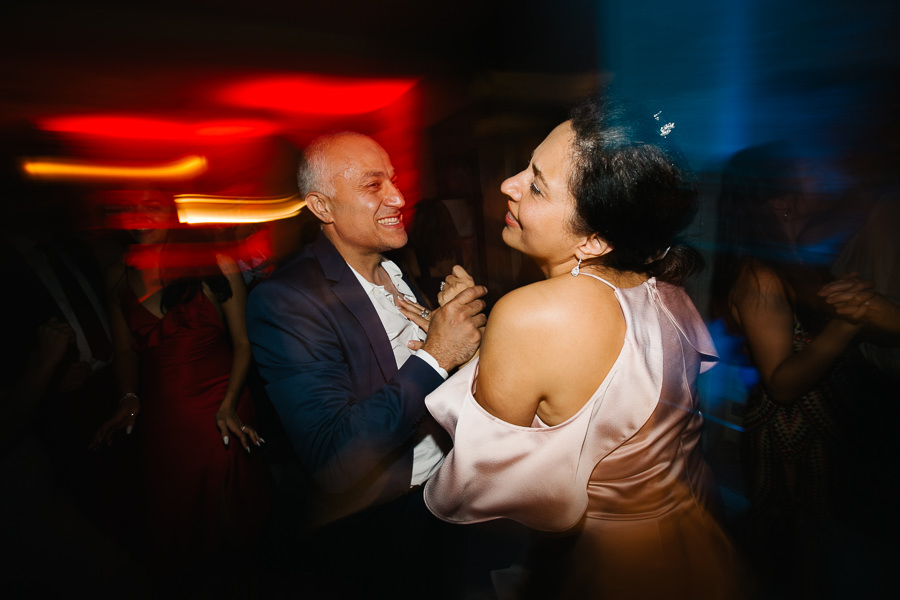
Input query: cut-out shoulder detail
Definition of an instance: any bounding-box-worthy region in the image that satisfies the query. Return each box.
[425,278,720,531]
[574,272,616,289]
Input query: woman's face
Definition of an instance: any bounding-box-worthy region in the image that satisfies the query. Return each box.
[129,227,168,245]
[500,120,583,273]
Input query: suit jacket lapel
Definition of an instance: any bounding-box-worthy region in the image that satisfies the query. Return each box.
[314,234,398,381]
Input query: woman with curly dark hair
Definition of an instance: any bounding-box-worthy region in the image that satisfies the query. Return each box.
[401,96,749,599]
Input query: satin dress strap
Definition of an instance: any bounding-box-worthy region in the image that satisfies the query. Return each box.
[573,271,616,289]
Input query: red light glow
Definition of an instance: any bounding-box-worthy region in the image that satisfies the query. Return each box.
[123,232,274,282]
[217,75,418,115]
[125,241,230,278]
[38,116,278,141]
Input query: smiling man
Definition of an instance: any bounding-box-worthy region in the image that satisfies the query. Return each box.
[246,131,487,598]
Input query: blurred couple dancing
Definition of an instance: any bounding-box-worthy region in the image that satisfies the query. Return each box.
[246,94,751,600]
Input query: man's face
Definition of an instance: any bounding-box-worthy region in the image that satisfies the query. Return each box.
[322,134,407,256]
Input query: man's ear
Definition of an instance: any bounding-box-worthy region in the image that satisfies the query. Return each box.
[577,234,612,261]
[304,192,334,224]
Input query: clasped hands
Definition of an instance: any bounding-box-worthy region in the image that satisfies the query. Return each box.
[818,272,879,323]
[396,266,486,372]
[818,272,900,343]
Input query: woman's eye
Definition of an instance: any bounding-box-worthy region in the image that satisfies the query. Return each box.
[530,182,542,196]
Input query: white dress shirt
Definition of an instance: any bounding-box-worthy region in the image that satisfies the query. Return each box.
[7,234,112,373]
[348,259,446,487]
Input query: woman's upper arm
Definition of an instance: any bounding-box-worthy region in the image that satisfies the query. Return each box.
[216,254,250,345]
[104,263,135,353]
[732,268,795,386]
[474,291,547,427]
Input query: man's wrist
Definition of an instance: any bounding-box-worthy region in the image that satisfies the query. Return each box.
[415,349,449,380]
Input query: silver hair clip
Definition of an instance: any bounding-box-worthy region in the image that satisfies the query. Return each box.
[654,111,675,138]
[644,246,671,264]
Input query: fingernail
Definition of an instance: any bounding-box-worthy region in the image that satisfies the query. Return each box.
[256,440,261,446]
[126,425,133,435]
[245,446,251,453]
[223,435,229,446]
[260,437,266,444]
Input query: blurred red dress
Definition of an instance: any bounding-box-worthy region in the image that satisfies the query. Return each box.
[121,284,271,569]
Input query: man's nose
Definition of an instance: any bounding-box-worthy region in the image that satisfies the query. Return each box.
[385,182,405,207]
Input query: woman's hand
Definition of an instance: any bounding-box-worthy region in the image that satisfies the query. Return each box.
[90,393,140,449]
[818,273,878,323]
[396,295,432,330]
[395,295,432,351]
[215,406,264,453]
[437,265,476,307]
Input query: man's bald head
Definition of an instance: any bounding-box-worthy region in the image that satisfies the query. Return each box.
[297,131,374,198]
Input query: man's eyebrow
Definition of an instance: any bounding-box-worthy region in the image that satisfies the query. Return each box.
[360,169,391,179]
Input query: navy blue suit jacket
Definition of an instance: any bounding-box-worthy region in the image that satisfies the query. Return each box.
[246,234,445,526]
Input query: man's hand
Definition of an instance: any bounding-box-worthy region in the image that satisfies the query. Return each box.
[31,317,91,392]
[30,317,75,370]
[403,285,487,371]
[56,361,92,392]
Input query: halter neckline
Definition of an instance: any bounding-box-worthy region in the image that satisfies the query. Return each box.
[574,271,616,290]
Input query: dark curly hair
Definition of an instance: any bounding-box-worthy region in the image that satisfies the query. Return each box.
[567,96,703,284]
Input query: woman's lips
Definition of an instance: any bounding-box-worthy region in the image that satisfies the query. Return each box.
[504,211,519,227]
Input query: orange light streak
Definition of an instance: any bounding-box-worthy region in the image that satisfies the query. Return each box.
[22,155,208,181]
[174,193,306,224]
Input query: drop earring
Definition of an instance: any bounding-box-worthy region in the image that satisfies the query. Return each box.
[570,258,582,277]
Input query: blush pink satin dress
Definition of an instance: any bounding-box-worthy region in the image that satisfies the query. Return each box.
[424,277,750,599]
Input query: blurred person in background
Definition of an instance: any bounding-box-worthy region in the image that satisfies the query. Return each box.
[390,196,472,308]
[0,134,148,596]
[91,197,273,598]
[709,141,896,599]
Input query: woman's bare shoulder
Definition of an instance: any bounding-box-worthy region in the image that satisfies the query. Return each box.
[489,279,567,329]
[734,260,785,297]
[486,275,617,342]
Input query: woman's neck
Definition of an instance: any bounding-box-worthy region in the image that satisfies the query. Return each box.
[546,258,646,288]
[572,264,647,288]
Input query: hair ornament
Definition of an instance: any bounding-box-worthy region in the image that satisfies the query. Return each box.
[654,111,675,138]
[644,246,671,264]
